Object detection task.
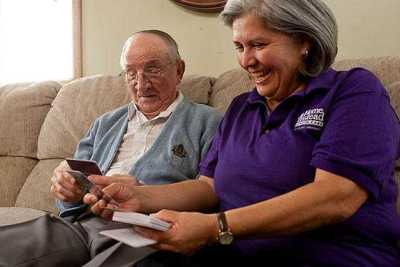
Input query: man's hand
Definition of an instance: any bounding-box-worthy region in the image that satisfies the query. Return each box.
[82,175,142,219]
[50,161,85,203]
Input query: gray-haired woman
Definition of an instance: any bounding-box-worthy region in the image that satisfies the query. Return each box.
[86,1,400,266]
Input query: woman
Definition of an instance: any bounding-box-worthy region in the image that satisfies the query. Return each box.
[86,0,400,266]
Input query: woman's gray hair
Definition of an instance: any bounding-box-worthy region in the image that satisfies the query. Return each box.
[120,30,181,70]
[221,0,338,77]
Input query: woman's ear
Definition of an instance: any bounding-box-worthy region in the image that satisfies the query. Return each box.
[300,38,312,58]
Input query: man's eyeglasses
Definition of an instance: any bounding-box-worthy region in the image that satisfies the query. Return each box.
[124,62,174,83]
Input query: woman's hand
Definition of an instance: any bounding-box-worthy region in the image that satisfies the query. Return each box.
[87,174,140,189]
[135,210,218,255]
[83,176,142,219]
[50,161,84,203]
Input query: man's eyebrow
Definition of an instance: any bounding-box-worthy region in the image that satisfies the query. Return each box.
[126,59,164,69]
[144,59,164,66]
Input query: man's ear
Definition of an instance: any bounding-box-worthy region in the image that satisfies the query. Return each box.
[176,60,185,82]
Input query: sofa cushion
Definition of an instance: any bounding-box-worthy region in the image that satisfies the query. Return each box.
[179,74,215,105]
[0,157,37,207]
[15,159,62,213]
[0,81,61,158]
[37,75,130,159]
[0,207,46,226]
[333,56,400,86]
[387,81,400,116]
[210,68,255,113]
[387,81,400,170]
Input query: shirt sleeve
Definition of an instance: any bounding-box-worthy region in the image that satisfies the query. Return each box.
[198,121,222,178]
[310,69,400,199]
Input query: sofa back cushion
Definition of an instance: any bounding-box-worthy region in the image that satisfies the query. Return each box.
[333,56,400,87]
[0,81,61,158]
[209,68,254,113]
[37,75,129,159]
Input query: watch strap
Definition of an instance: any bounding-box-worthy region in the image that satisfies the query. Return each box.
[217,212,229,232]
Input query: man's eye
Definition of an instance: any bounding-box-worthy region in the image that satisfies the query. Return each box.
[254,43,266,49]
[234,45,244,52]
[146,67,161,74]
[127,71,136,78]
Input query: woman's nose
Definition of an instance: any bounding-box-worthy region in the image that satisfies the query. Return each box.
[240,48,257,69]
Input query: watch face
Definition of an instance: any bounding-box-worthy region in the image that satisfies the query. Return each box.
[219,231,234,245]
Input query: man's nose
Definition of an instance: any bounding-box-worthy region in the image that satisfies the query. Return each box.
[135,72,149,91]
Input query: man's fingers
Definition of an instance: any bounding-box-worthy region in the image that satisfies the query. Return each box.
[52,172,81,193]
[51,185,67,201]
[52,182,76,199]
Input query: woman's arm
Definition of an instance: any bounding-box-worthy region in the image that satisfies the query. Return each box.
[133,169,368,255]
[224,168,368,239]
[85,175,219,215]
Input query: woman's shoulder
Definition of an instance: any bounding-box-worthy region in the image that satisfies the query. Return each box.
[334,67,386,95]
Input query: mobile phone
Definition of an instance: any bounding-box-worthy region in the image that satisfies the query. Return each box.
[66,159,115,203]
[66,159,102,176]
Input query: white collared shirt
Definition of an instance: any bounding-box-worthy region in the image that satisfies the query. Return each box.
[105,92,183,176]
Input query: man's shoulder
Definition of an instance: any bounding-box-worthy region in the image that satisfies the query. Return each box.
[180,97,222,120]
[93,104,129,125]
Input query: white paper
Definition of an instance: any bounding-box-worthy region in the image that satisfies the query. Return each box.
[112,211,171,231]
[100,228,157,248]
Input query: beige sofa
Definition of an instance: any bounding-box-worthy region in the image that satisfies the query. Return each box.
[1,56,400,224]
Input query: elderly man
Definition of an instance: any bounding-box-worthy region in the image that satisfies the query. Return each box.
[0,30,221,267]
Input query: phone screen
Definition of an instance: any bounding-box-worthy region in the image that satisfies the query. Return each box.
[66,159,102,176]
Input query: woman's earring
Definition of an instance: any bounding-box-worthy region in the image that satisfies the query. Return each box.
[304,49,309,58]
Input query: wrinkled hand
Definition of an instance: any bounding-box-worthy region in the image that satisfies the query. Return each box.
[50,161,84,203]
[83,175,142,219]
[135,210,218,255]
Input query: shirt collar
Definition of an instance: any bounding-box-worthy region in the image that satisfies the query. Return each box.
[247,68,338,105]
[128,91,183,121]
[294,68,337,97]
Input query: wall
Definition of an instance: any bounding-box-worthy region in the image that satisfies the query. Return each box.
[82,0,400,77]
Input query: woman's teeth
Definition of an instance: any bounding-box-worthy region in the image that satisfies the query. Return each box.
[252,71,271,83]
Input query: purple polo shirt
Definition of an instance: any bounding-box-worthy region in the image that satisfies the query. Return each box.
[200,68,400,266]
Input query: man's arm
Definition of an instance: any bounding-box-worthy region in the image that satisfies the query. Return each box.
[52,121,100,216]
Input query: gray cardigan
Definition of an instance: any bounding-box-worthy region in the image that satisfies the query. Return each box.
[58,97,222,216]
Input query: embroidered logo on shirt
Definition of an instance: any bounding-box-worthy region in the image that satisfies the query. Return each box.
[294,108,325,130]
[172,144,187,158]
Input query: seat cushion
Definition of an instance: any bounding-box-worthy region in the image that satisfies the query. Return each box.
[0,207,46,226]
[15,159,63,214]
[0,157,37,207]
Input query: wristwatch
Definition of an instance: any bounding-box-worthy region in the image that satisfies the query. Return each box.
[217,212,234,245]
